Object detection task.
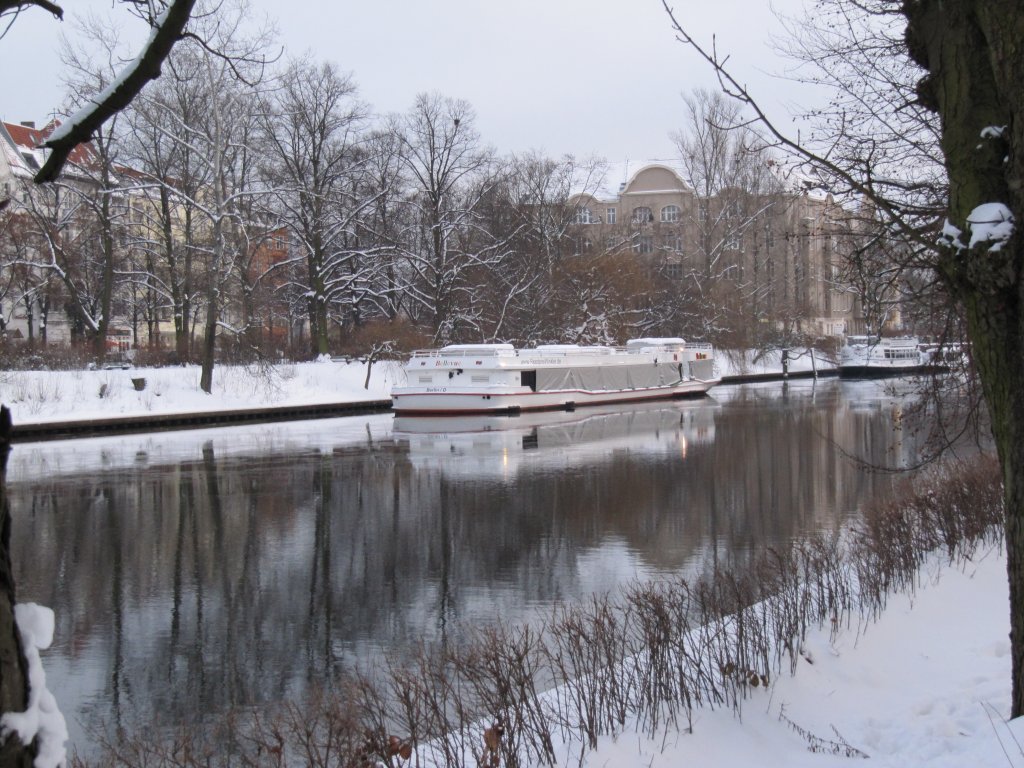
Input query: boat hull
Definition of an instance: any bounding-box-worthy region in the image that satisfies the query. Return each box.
[837,364,937,379]
[391,379,716,415]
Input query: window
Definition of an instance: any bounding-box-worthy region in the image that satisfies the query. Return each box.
[725,231,743,250]
[606,207,616,225]
[633,235,654,254]
[661,205,680,223]
[574,206,593,224]
[664,263,684,279]
[663,234,684,253]
[698,203,709,223]
[632,206,653,223]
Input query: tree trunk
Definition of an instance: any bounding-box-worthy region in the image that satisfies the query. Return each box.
[905,0,1024,716]
[92,167,118,365]
[199,294,217,394]
[0,406,35,766]
[307,238,329,358]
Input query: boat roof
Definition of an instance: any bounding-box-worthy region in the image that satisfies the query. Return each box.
[626,337,686,348]
[439,343,515,352]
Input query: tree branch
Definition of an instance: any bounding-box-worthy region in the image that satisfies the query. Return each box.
[660,0,934,251]
[34,0,197,183]
[0,0,62,19]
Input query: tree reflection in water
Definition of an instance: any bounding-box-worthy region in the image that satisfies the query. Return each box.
[6,379,929,754]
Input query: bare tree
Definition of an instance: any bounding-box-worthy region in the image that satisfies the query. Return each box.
[359,128,408,324]
[672,89,812,347]
[492,152,607,342]
[191,37,267,391]
[393,93,510,344]
[261,57,378,356]
[55,16,138,363]
[124,49,214,362]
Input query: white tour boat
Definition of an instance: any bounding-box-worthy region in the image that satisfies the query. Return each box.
[838,335,930,378]
[391,338,720,415]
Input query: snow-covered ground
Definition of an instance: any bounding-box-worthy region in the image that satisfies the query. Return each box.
[1,357,402,426]
[577,546,1016,768]
[3,351,1017,768]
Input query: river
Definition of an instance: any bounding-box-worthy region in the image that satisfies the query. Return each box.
[4,378,927,756]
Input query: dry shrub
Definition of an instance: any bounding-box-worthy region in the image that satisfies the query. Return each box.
[335,319,432,358]
[544,594,634,748]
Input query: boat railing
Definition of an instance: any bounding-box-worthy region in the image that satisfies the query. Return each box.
[529,345,615,356]
[408,346,516,359]
[408,342,716,360]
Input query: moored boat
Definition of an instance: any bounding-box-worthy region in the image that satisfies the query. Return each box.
[838,335,933,378]
[390,337,720,415]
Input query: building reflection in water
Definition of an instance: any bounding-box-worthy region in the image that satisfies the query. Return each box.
[6,379,928,754]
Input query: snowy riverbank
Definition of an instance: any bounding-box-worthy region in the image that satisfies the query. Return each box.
[577,545,1015,768]
[1,347,830,428]
[5,351,1016,768]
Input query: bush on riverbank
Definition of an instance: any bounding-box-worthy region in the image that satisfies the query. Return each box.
[69,455,1004,768]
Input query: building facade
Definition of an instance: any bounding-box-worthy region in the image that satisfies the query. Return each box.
[568,163,869,339]
[2,119,295,359]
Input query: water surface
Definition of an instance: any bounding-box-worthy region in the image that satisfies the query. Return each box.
[5,378,924,753]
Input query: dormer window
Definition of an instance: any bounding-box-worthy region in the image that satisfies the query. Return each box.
[661,205,680,223]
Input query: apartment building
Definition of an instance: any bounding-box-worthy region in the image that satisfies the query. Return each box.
[567,163,869,338]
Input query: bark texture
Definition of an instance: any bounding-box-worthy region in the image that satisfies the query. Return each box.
[904,0,1024,716]
[0,406,35,765]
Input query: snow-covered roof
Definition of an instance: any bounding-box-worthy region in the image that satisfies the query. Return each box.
[1,119,99,180]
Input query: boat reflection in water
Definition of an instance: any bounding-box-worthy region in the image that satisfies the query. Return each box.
[7,380,931,759]
[393,400,719,479]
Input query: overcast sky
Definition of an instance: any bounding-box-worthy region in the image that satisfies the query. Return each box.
[1,0,814,178]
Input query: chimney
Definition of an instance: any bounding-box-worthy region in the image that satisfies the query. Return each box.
[20,121,35,129]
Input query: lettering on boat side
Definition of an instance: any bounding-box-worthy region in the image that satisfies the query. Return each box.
[426,387,448,393]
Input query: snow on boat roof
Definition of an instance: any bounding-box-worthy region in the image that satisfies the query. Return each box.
[627,337,686,347]
[532,345,614,354]
[439,343,515,351]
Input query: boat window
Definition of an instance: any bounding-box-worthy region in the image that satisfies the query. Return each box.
[521,370,537,391]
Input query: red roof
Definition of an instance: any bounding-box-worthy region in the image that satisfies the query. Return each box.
[3,119,97,167]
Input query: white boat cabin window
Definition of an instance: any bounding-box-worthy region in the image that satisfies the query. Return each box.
[884,348,919,360]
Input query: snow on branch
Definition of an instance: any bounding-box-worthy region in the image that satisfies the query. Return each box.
[0,0,62,20]
[0,603,68,768]
[967,203,1014,251]
[34,0,197,184]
